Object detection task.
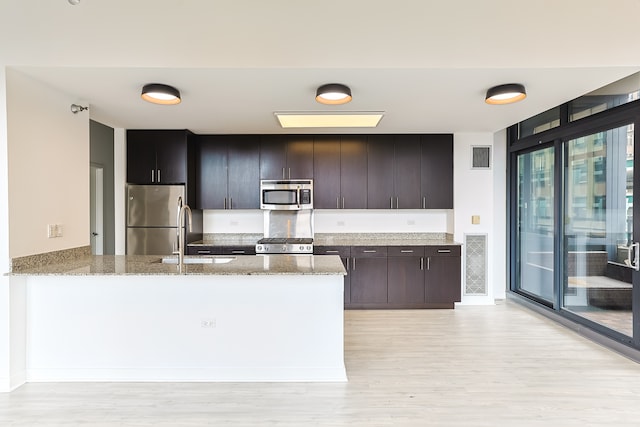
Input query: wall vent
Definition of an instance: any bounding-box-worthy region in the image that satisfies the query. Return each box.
[471,146,491,169]
[465,234,487,295]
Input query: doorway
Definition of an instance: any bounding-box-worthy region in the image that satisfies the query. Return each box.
[562,124,635,338]
[90,163,104,255]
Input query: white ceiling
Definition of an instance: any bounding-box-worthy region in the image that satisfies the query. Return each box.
[2,0,640,134]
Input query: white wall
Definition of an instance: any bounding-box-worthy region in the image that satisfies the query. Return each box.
[6,69,90,258]
[203,209,452,234]
[0,65,11,391]
[453,132,503,304]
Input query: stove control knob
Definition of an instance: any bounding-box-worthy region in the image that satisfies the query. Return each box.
[282,245,287,252]
[306,245,311,251]
[257,245,263,252]
[299,245,304,251]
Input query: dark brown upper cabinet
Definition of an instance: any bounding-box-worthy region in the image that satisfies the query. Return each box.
[260,135,313,180]
[195,135,260,209]
[127,130,193,185]
[421,134,454,209]
[367,135,421,209]
[314,135,367,209]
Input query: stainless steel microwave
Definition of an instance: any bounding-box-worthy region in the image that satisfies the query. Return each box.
[260,179,313,210]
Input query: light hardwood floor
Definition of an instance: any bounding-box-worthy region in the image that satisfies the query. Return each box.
[2,299,640,426]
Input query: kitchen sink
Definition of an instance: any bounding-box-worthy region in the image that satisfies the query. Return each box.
[160,256,236,265]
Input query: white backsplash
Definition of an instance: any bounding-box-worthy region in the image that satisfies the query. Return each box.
[203,209,453,234]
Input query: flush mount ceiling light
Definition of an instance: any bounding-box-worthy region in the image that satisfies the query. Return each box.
[315,83,352,105]
[141,83,181,105]
[485,83,527,105]
[275,112,384,128]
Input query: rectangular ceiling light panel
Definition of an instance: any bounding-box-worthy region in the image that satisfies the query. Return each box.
[275,113,384,128]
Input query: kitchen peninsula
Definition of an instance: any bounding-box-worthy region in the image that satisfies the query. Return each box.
[9,253,347,385]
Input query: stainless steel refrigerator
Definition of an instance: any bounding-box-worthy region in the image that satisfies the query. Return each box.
[126,184,185,255]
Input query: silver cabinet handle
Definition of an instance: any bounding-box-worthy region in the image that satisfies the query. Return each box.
[223,197,227,210]
[437,249,451,253]
[288,168,291,179]
[326,250,339,254]
[151,170,155,182]
[423,196,426,209]
[396,197,399,209]
[420,257,424,270]
[342,197,345,209]
[231,250,245,254]
[197,250,212,254]
[346,257,350,270]
[352,257,356,270]
[629,243,640,271]
[157,169,161,182]
[229,198,233,209]
[390,197,393,209]
[337,197,340,209]
[363,250,377,253]
[400,250,414,253]
[427,257,430,270]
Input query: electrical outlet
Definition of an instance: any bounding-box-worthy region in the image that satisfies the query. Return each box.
[56,224,63,237]
[47,224,56,238]
[201,319,216,328]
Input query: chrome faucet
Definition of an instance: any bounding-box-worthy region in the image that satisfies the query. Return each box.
[177,196,193,271]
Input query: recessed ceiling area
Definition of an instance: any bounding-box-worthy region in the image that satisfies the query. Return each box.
[2,1,640,134]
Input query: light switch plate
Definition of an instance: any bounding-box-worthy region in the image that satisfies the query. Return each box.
[472,215,480,225]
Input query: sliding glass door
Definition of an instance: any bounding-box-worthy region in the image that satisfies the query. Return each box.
[515,146,555,304]
[562,125,635,338]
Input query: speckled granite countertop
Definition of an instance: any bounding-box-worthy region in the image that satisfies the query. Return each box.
[10,254,346,276]
[189,233,460,247]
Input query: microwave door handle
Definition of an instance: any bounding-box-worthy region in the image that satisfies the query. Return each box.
[297,188,301,208]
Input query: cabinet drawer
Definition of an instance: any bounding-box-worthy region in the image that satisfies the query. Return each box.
[352,246,387,257]
[314,246,350,257]
[186,246,222,255]
[425,246,461,257]
[387,246,425,257]
[221,246,256,255]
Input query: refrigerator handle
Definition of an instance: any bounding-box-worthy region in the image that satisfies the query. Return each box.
[175,196,183,254]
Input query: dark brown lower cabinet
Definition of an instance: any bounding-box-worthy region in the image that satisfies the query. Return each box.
[349,247,388,307]
[314,246,351,304]
[424,246,461,308]
[387,246,425,306]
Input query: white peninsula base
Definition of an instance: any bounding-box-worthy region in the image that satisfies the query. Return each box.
[23,274,346,383]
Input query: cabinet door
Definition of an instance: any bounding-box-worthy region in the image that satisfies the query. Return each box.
[227,136,260,209]
[367,135,395,209]
[195,136,228,209]
[314,246,351,305]
[425,246,461,304]
[154,130,188,184]
[260,135,287,180]
[350,247,388,304]
[340,136,368,209]
[393,135,421,209]
[387,246,425,304]
[421,134,454,209]
[313,136,341,209]
[126,130,159,184]
[285,136,314,179]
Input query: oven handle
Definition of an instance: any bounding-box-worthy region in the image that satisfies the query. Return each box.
[297,187,301,209]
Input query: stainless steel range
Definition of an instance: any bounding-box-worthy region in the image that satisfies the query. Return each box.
[256,204,314,254]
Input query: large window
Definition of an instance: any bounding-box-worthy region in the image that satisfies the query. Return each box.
[509,72,640,350]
